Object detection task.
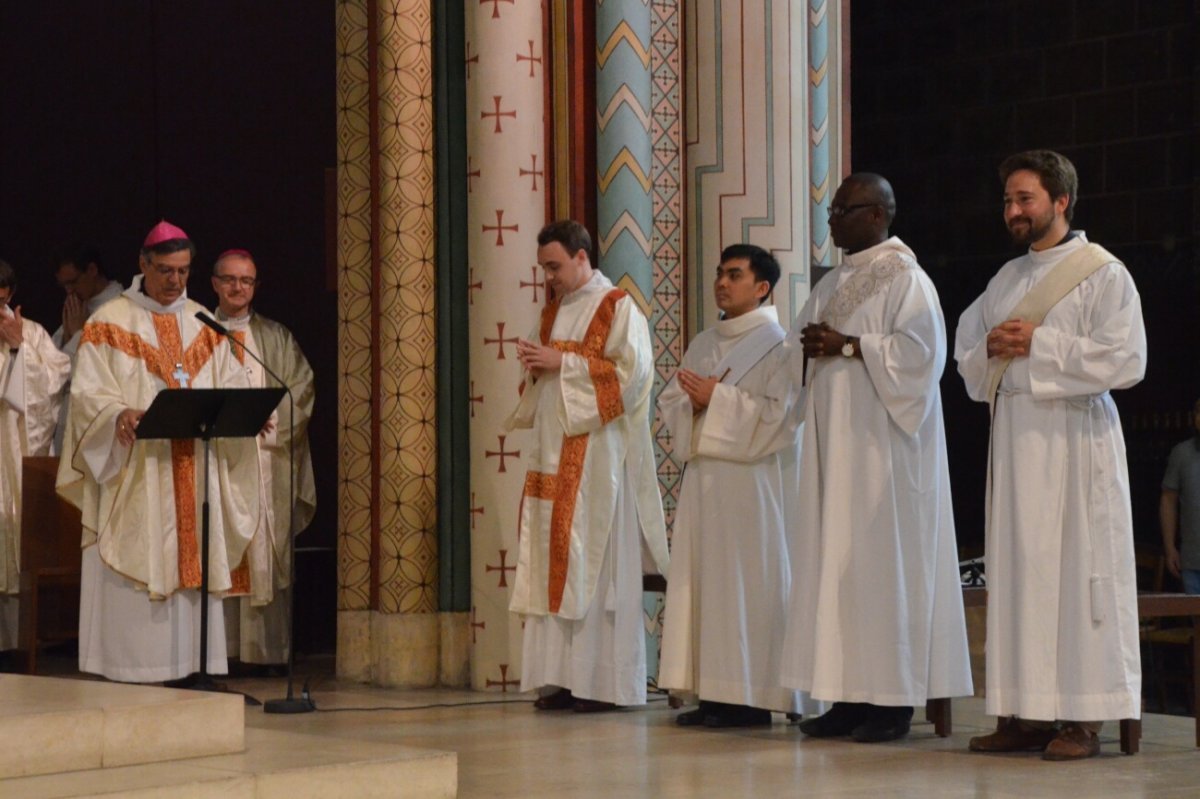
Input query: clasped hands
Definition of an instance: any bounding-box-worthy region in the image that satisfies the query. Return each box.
[799,321,848,358]
[676,369,721,412]
[516,339,563,377]
[986,319,1035,359]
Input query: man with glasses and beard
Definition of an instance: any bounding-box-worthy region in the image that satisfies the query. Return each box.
[955,150,1145,760]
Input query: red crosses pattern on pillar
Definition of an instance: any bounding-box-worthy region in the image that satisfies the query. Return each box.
[470,491,485,528]
[486,663,520,692]
[466,0,543,691]
[516,39,542,77]
[519,154,543,191]
[469,381,484,418]
[480,0,514,20]
[520,265,544,303]
[483,209,518,245]
[484,435,520,473]
[483,322,518,359]
[485,548,516,587]
[470,606,486,643]
[481,95,517,133]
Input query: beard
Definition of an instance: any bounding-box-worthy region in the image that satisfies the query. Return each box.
[1007,208,1057,245]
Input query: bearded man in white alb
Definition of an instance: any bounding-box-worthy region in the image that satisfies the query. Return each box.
[782,173,972,743]
[57,221,260,683]
[212,249,316,669]
[0,259,71,650]
[956,150,1144,761]
[658,243,812,728]
[508,219,669,712]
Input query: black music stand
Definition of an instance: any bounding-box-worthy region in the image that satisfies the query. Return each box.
[137,387,285,705]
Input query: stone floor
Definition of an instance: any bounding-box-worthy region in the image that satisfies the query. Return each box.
[10,654,1200,798]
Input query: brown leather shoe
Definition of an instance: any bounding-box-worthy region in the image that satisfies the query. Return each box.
[533,688,574,710]
[968,717,1056,752]
[1042,723,1100,761]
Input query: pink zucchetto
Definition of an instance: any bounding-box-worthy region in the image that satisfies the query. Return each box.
[217,248,254,261]
[143,220,190,247]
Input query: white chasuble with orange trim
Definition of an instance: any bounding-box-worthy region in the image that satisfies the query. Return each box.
[507,271,668,621]
[57,284,260,600]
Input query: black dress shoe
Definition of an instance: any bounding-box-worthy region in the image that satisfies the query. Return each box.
[703,704,772,728]
[851,705,913,743]
[676,700,719,726]
[533,688,574,710]
[797,702,869,738]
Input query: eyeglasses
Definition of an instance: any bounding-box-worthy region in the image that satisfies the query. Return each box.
[214,275,258,288]
[827,203,878,218]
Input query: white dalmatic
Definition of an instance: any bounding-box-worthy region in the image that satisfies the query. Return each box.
[0,314,70,648]
[955,232,1145,722]
[658,305,814,714]
[781,237,973,706]
[507,271,669,706]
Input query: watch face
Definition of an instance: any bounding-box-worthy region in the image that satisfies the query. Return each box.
[842,341,854,357]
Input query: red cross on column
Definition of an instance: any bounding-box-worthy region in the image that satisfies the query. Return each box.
[467,156,481,192]
[480,0,514,19]
[520,265,545,303]
[465,42,479,78]
[470,491,484,528]
[485,435,520,472]
[482,209,518,246]
[469,381,484,418]
[486,548,516,587]
[486,663,520,692]
[516,40,542,77]
[519,154,543,191]
[468,267,482,304]
[469,606,486,643]
[481,96,516,133]
[483,322,518,359]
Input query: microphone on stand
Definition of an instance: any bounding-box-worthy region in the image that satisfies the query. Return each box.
[195,311,313,714]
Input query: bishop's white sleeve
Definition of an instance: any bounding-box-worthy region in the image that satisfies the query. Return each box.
[859,270,946,437]
[558,296,652,437]
[954,291,993,403]
[18,322,72,455]
[1027,262,1146,399]
[694,341,803,462]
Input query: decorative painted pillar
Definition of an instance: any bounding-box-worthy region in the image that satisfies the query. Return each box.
[466,0,546,692]
[686,0,843,328]
[335,0,443,687]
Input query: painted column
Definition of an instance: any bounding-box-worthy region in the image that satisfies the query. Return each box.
[335,0,440,686]
[466,0,546,692]
[686,0,841,328]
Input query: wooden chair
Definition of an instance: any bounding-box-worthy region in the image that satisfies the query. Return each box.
[1137,549,1195,714]
[16,456,82,674]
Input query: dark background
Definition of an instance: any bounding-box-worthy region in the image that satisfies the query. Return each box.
[0,2,338,653]
[851,0,1199,567]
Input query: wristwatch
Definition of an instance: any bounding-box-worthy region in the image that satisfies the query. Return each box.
[841,336,858,357]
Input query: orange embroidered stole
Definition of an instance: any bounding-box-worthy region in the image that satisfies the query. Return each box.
[522,288,626,613]
[81,314,249,592]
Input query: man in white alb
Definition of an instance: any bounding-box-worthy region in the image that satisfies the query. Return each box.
[50,244,123,455]
[0,259,71,651]
[57,221,260,683]
[956,150,1145,761]
[212,249,316,669]
[782,173,973,743]
[658,243,812,727]
[508,219,669,712]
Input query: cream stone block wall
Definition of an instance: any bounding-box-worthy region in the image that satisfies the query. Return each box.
[337,610,468,688]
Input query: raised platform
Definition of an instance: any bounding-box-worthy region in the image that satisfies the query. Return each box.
[0,675,457,798]
[0,674,244,779]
